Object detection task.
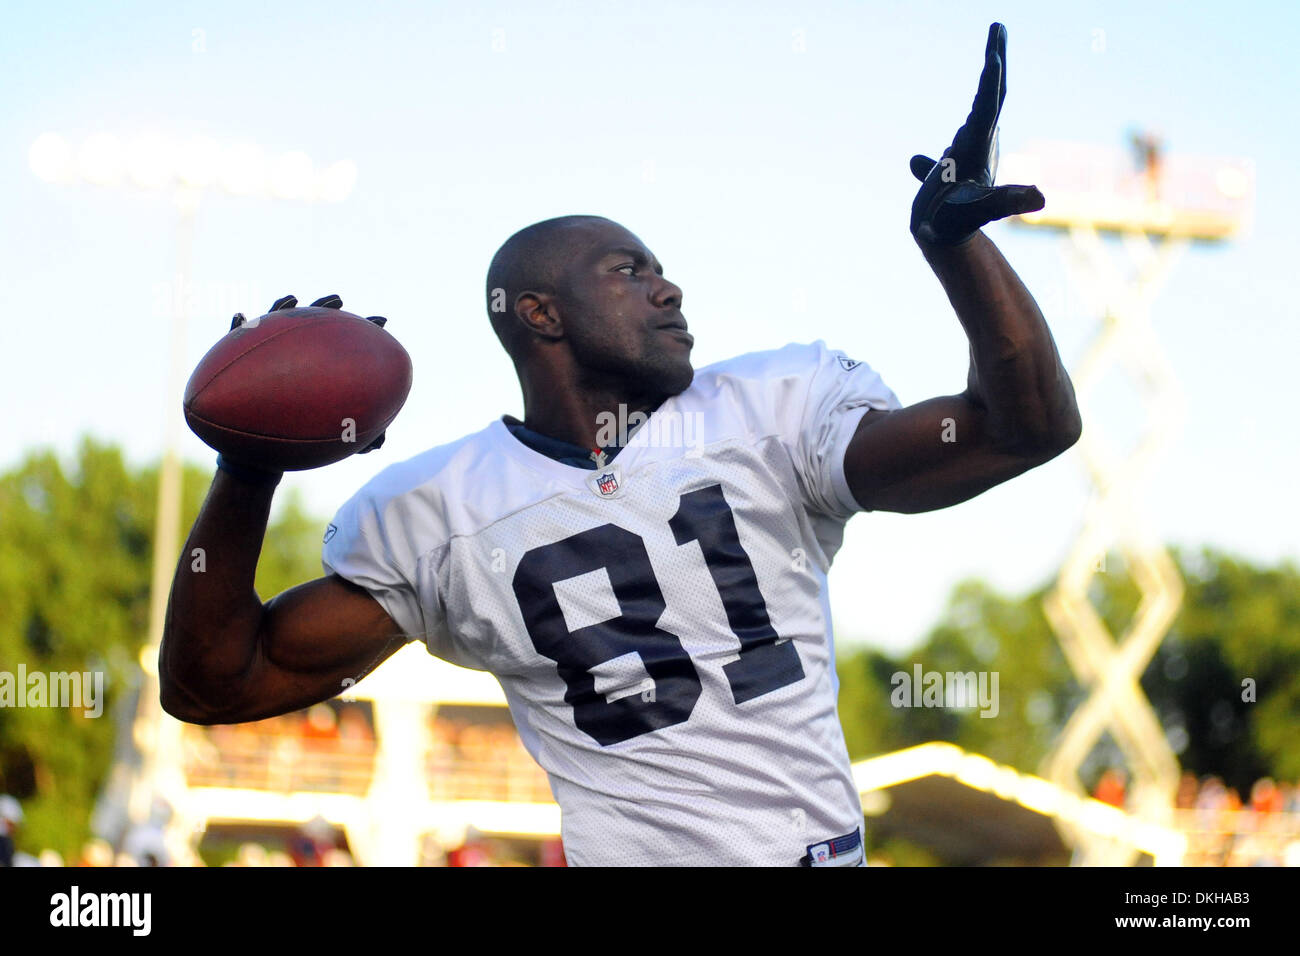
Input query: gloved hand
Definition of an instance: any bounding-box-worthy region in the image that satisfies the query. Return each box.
[909,23,1045,246]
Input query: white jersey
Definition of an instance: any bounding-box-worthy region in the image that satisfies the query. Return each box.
[322,341,902,866]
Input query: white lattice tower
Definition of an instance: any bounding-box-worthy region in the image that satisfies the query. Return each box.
[1003,139,1251,866]
[1040,224,1187,865]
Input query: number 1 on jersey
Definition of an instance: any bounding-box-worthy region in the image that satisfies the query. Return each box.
[670,483,805,704]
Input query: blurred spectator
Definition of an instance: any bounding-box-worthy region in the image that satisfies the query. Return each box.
[540,839,567,868]
[1176,773,1300,866]
[1279,785,1300,816]
[301,704,342,788]
[1281,781,1298,814]
[0,796,38,866]
[1250,778,1283,814]
[289,814,340,867]
[1195,776,1226,814]
[446,828,491,867]
[0,796,18,866]
[268,717,303,792]
[233,843,269,867]
[302,704,340,750]
[78,838,115,867]
[1093,768,1127,808]
[338,705,375,753]
[120,796,173,866]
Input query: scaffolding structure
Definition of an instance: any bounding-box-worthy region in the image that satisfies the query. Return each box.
[1003,137,1254,864]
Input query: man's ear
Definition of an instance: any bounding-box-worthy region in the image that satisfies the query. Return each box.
[515,291,563,340]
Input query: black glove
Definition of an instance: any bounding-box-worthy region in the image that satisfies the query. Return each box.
[229,294,391,454]
[909,23,1044,246]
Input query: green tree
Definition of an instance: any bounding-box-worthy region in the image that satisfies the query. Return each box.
[837,548,1300,794]
[1152,550,1300,784]
[0,439,324,859]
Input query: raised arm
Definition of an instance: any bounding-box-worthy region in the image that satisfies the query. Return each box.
[843,22,1080,514]
[158,467,408,725]
[844,233,1079,513]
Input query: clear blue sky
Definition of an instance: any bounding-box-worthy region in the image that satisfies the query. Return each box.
[2,0,1296,653]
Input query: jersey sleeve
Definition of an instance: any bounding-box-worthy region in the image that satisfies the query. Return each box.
[321,489,437,649]
[785,341,903,519]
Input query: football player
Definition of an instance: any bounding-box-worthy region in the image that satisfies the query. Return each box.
[161,23,1078,866]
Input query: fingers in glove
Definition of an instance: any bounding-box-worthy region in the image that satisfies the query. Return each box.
[365,315,387,328]
[910,154,938,183]
[950,23,1007,171]
[271,295,298,311]
[310,294,343,309]
[972,23,1007,131]
[932,183,1043,240]
[994,183,1045,217]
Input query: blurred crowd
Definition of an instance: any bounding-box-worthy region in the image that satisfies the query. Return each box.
[0,794,180,867]
[181,702,554,803]
[1093,768,1300,866]
[1,701,557,867]
[10,764,1300,866]
[1,791,564,867]
[198,701,376,756]
[426,715,553,803]
[183,702,377,793]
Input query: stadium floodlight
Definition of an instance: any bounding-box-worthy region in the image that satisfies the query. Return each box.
[1001,140,1254,240]
[78,132,124,186]
[28,132,75,183]
[175,135,220,189]
[126,132,177,190]
[269,149,313,200]
[29,131,356,202]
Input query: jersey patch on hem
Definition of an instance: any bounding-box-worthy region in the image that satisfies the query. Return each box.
[800,827,864,867]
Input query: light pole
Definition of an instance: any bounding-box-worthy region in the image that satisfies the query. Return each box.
[29,132,356,860]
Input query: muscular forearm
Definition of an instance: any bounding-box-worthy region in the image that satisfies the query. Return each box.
[159,469,277,717]
[918,231,1081,454]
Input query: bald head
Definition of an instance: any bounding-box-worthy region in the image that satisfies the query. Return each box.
[484,214,693,404]
[485,215,617,356]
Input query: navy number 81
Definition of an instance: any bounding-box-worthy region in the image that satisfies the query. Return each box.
[512,483,804,745]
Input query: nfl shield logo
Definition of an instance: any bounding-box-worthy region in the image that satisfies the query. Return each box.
[587,464,625,499]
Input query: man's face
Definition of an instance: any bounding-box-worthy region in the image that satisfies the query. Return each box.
[553,221,693,399]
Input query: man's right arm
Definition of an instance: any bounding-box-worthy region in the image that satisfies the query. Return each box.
[159,469,409,725]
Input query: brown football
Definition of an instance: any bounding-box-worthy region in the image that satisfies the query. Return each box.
[183,306,413,471]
